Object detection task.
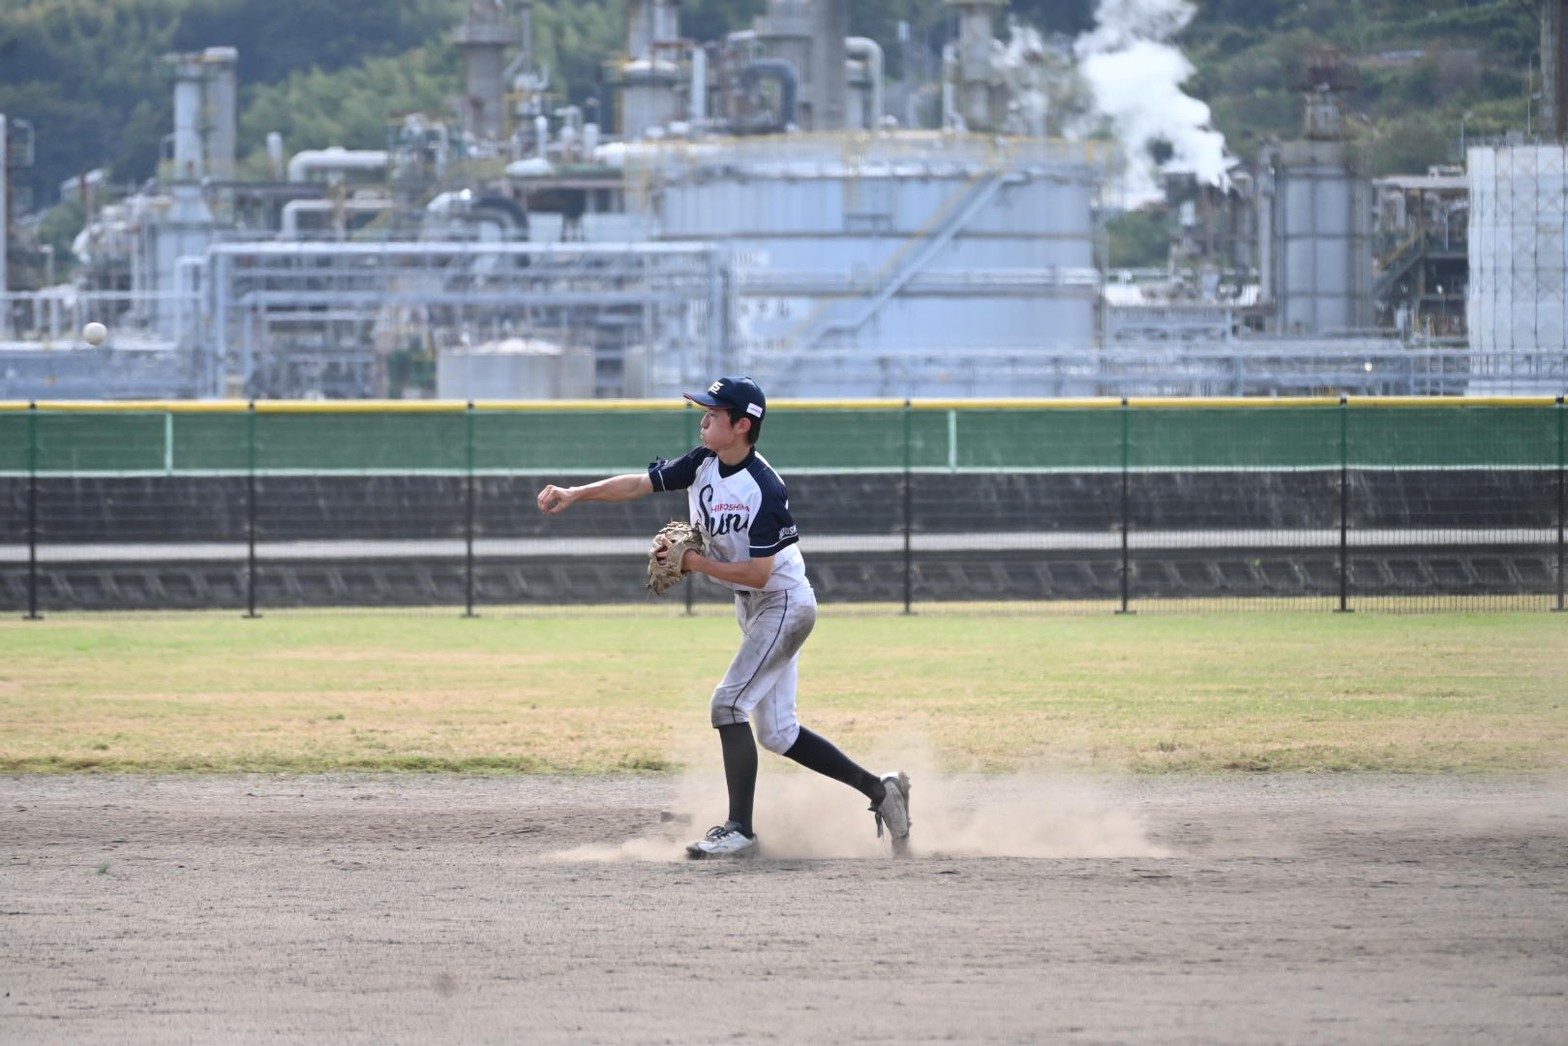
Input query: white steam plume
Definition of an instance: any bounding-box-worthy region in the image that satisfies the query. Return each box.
[1073,0,1231,204]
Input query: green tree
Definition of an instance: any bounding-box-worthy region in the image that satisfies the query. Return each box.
[172,0,457,83]
[36,198,87,269]
[679,0,768,47]
[530,0,620,112]
[1358,113,1457,178]
[1105,208,1170,270]
[240,48,460,162]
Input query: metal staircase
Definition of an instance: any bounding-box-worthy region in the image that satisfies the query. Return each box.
[788,170,1014,353]
[1373,230,1423,301]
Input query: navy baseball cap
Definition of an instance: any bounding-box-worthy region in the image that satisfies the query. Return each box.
[683,376,766,421]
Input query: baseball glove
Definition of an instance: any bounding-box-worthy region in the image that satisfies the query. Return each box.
[646,520,706,596]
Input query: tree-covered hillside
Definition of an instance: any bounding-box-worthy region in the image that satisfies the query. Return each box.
[1182,0,1540,176]
[0,0,1544,212]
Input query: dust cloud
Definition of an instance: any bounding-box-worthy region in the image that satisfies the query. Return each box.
[550,747,1169,863]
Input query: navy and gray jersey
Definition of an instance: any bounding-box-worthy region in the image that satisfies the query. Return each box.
[648,447,807,593]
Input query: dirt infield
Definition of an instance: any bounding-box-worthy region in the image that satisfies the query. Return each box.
[3,772,1565,1045]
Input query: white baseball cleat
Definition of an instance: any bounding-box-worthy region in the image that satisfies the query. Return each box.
[871,771,912,856]
[685,822,760,859]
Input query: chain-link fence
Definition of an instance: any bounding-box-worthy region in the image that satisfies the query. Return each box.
[2,398,1563,615]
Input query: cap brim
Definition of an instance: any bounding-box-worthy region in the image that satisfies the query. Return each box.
[683,391,725,408]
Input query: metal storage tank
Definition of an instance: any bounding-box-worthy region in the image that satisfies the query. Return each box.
[637,133,1105,397]
[1466,144,1568,393]
[1264,139,1373,336]
[437,338,595,399]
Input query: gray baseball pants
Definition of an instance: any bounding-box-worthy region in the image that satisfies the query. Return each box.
[709,584,817,753]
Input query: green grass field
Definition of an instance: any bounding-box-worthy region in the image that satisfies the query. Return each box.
[1,610,1564,775]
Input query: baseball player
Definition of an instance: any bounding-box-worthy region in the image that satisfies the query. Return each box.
[536,376,911,859]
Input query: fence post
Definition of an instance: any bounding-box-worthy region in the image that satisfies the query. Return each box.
[465,401,477,618]
[1556,395,1565,613]
[25,401,40,620]
[1337,393,1352,613]
[903,399,914,615]
[1117,397,1133,614]
[245,401,260,619]
[684,403,699,617]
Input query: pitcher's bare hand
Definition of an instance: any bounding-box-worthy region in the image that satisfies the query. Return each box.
[537,484,576,514]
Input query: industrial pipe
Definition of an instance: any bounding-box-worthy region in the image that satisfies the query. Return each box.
[846,37,884,130]
[279,198,391,238]
[691,45,708,125]
[285,148,390,183]
[738,59,799,135]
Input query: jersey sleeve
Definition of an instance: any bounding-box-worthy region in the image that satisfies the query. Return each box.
[748,483,800,556]
[648,447,710,492]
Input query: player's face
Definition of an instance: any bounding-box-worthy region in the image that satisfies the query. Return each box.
[699,406,748,454]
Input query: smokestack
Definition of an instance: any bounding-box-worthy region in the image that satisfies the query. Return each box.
[627,0,680,62]
[947,0,1006,132]
[204,47,238,182]
[455,0,522,144]
[812,0,848,130]
[1545,0,1568,137]
[166,53,207,180]
[1,114,9,322]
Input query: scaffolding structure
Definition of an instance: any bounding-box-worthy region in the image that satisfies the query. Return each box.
[203,240,728,399]
[1467,143,1568,394]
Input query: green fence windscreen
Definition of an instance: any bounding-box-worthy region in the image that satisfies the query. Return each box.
[472,410,693,472]
[1347,405,1560,468]
[2,399,1563,616]
[1129,407,1344,470]
[8,400,1559,475]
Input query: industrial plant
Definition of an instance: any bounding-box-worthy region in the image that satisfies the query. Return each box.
[1,0,1566,400]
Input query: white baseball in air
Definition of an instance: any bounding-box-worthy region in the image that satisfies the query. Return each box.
[83,321,108,346]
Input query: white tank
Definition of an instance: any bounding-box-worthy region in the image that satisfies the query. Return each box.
[1466,144,1568,393]
[638,133,1104,397]
[437,338,595,399]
